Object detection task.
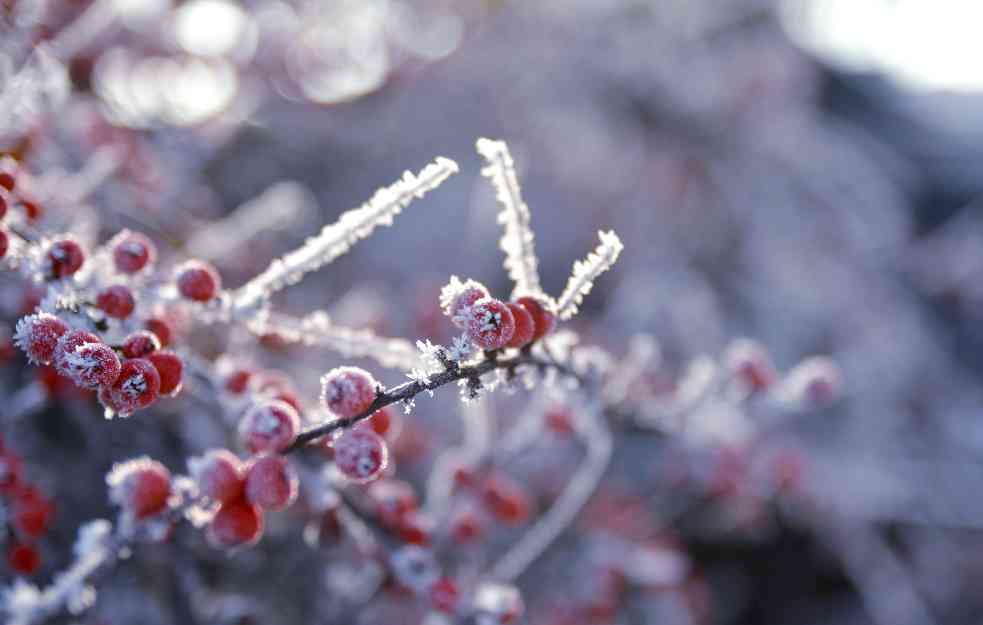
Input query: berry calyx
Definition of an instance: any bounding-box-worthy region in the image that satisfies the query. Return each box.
[467,298,515,351]
[238,400,300,454]
[320,366,377,418]
[175,260,221,302]
[244,454,298,511]
[96,284,136,319]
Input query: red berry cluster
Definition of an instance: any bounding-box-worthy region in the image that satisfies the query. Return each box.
[1,436,55,576]
[443,278,556,352]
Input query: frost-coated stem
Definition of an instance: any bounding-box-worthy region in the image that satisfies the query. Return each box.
[555,230,624,320]
[233,157,459,313]
[488,403,613,582]
[476,138,544,299]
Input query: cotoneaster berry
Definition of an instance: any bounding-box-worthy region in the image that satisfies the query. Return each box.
[515,295,556,342]
[0,229,8,260]
[333,428,389,483]
[244,454,298,511]
[53,329,100,376]
[64,341,121,389]
[208,497,264,548]
[430,577,461,614]
[238,400,300,454]
[188,449,245,504]
[105,358,161,415]
[725,339,776,393]
[144,317,173,346]
[320,366,377,418]
[467,297,515,351]
[45,238,86,279]
[146,350,183,396]
[13,313,69,365]
[441,277,490,327]
[8,543,40,575]
[175,260,221,302]
[112,231,156,274]
[96,284,136,319]
[482,473,531,525]
[107,458,172,520]
[121,331,160,359]
[505,301,534,348]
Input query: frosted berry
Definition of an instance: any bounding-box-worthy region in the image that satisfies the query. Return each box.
[8,544,40,575]
[467,298,515,351]
[176,260,221,302]
[482,473,530,525]
[396,511,434,546]
[504,302,534,348]
[45,238,86,279]
[106,358,161,415]
[440,276,490,327]
[188,449,244,504]
[64,341,121,389]
[515,296,556,342]
[53,329,100,375]
[208,498,264,548]
[107,457,172,519]
[244,454,298,511]
[320,366,377,418]
[333,428,389,483]
[13,313,69,365]
[112,230,156,274]
[430,577,461,614]
[238,400,300,454]
[145,317,173,346]
[725,339,776,393]
[121,331,160,359]
[147,350,183,396]
[96,284,136,319]
[785,356,842,407]
[0,229,8,259]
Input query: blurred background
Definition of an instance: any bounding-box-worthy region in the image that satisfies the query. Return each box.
[4,0,983,624]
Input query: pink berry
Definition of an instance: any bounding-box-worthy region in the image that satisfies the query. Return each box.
[96,284,136,319]
[238,400,300,454]
[64,341,121,389]
[224,367,254,395]
[725,339,776,393]
[244,454,298,511]
[467,298,515,351]
[515,296,556,342]
[482,473,530,525]
[449,506,484,543]
[107,457,171,519]
[356,406,397,438]
[13,313,69,365]
[441,277,489,327]
[145,317,172,346]
[430,577,460,614]
[0,229,8,259]
[176,260,221,302]
[333,428,388,483]
[112,231,156,274]
[147,350,183,396]
[121,331,160,359]
[45,238,85,279]
[8,543,40,575]
[505,302,534,349]
[368,479,418,528]
[53,329,101,375]
[208,497,264,548]
[188,449,244,504]
[320,366,377,418]
[106,358,161,415]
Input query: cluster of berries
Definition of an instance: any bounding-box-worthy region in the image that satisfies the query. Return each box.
[441,277,556,352]
[1,436,56,576]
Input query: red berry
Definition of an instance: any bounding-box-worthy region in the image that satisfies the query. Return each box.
[121,331,160,359]
[244,454,297,511]
[0,229,8,259]
[107,457,171,519]
[515,296,556,342]
[112,231,156,274]
[357,406,396,438]
[12,491,55,538]
[188,449,244,504]
[333,428,388,483]
[176,260,221,302]
[505,302,534,348]
[0,453,22,493]
[208,497,264,548]
[0,159,17,192]
[53,329,100,375]
[467,298,515,351]
[482,473,531,525]
[96,284,136,319]
[238,400,300,454]
[224,367,254,395]
[64,341,121,389]
[441,277,489,327]
[19,194,42,221]
[145,317,173,347]
[147,350,183,396]
[45,238,86,279]
[449,506,484,543]
[106,358,161,415]
[544,405,575,435]
[13,313,69,365]
[368,479,418,528]
[320,367,377,418]
[8,544,40,575]
[430,577,460,614]
[396,511,433,546]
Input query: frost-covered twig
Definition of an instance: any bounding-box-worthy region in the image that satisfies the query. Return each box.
[232,157,459,313]
[555,230,623,320]
[476,138,545,299]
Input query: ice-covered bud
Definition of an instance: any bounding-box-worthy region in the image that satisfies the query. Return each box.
[107,457,172,520]
[333,428,389,483]
[238,400,300,454]
[147,350,183,396]
[14,312,69,365]
[430,577,461,614]
[96,284,136,319]
[514,295,556,342]
[121,330,160,359]
[504,302,534,348]
[53,329,100,375]
[112,230,156,274]
[784,356,842,407]
[105,358,161,416]
[390,545,440,592]
[368,479,418,527]
[64,341,121,389]
[320,366,377,418]
[244,454,298,511]
[45,237,86,279]
[481,472,530,525]
[145,317,173,346]
[176,259,221,302]
[440,276,490,327]
[467,298,515,351]
[208,498,264,548]
[473,583,524,625]
[188,449,245,504]
[724,338,776,393]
